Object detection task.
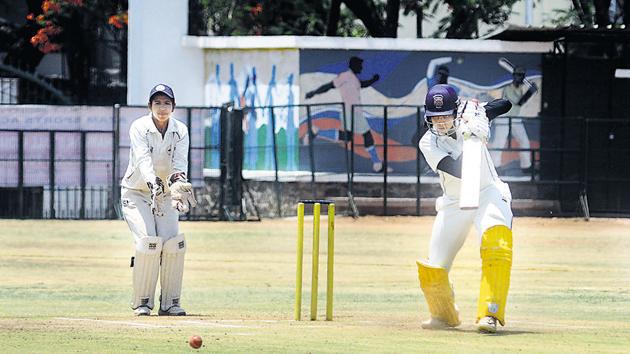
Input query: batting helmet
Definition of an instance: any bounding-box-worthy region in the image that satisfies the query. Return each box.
[424,84,460,136]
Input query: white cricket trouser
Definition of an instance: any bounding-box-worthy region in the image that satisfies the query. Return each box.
[427,184,513,270]
[121,188,179,242]
[490,118,531,169]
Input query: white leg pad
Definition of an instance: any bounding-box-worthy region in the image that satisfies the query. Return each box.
[131,236,162,310]
[160,234,186,311]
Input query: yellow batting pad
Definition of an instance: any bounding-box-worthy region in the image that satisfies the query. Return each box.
[477,225,513,326]
[416,261,461,327]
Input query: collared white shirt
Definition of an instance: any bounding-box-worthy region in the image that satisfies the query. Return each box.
[121,114,189,192]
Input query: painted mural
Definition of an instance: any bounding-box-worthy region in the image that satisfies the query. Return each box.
[203,49,300,171]
[300,49,543,176]
[202,48,542,176]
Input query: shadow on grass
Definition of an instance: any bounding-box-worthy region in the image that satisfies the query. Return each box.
[455,328,538,336]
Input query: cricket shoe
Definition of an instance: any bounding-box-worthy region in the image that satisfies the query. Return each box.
[158,306,186,316]
[477,316,498,333]
[372,162,393,173]
[421,317,458,330]
[133,306,151,316]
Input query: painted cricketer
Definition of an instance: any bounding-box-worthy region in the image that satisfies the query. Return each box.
[417,84,513,333]
[120,84,197,316]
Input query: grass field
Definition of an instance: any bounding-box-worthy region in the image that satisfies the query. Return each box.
[1,217,629,353]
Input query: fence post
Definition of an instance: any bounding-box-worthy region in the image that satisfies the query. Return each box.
[383,106,388,216]
[18,131,24,219]
[306,105,316,196]
[187,108,192,181]
[350,104,355,190]
[80,132,86,219]
[50,131,55,219]
[186,108,193,220]
[111,104,120,219]
[270,107,281,217]
[416,106,421,216]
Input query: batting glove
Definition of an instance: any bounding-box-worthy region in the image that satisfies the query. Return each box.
[460,103,489,140]
[147,177,165,216]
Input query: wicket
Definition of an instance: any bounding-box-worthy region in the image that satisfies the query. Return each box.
[295,199,335,321]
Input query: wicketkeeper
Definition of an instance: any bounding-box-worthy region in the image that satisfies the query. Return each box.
[417,84,514,333]
[121,84,197,316]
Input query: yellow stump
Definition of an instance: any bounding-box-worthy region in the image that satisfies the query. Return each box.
[310,203,321,320]
[326,203,335,321]
[295,203,304,321]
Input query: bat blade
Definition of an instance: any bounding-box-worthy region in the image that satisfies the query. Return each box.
[459,135,482,210]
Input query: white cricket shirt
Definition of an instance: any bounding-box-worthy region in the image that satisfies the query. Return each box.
[121,114,189,192]
[419,126,500,200]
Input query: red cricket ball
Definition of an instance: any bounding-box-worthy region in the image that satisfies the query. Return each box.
[189,335,203,349]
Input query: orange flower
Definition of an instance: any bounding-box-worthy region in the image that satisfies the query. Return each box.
[30,31,48,46]
[26,13,34,21]
[36,14,45,23]
[109,13,127,29]
[42,0,61,13]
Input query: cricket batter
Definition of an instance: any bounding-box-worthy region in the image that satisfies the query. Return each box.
[417,84,513,333]
[121,84,197,316]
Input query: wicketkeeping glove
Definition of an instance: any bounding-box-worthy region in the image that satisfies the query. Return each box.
[147,177,165,216]
[168,172,197,214]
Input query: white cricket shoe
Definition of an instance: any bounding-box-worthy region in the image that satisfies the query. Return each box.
[421,317,455,330]
[372,162,393,173]
[477,316,498,333]
[133,306,151,316]
[158,306,186,316]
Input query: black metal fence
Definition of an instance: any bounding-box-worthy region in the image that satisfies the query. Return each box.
[0,103,628,219]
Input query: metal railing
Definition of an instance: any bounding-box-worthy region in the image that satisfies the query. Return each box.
[0,103,628,218]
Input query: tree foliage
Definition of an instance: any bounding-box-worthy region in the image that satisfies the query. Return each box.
[0,0,128,103]
[193,0,523,39]
[554,0,629,27]
[194,0,367,36]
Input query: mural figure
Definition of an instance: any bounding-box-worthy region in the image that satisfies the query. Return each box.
[286,73,297,170]
[304,56,387,173]
[205,64,222,169]
[427,57,460,94]
[243,68,260,170]
[491,66,538,173]
[260,65,278,170]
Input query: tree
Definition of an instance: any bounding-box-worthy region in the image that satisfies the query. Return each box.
[554,0,628,27]
[327,0,399,37]
[327,0,521,38]
[194,0,523,39]
[194,0,367,36]
[0,0,128,103]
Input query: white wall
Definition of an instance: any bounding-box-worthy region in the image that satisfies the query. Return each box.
[127,0,204,106]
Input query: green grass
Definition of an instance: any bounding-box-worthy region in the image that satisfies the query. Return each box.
[0,217,629,353]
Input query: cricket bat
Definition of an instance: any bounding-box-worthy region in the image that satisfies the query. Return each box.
[459,134,482,209]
